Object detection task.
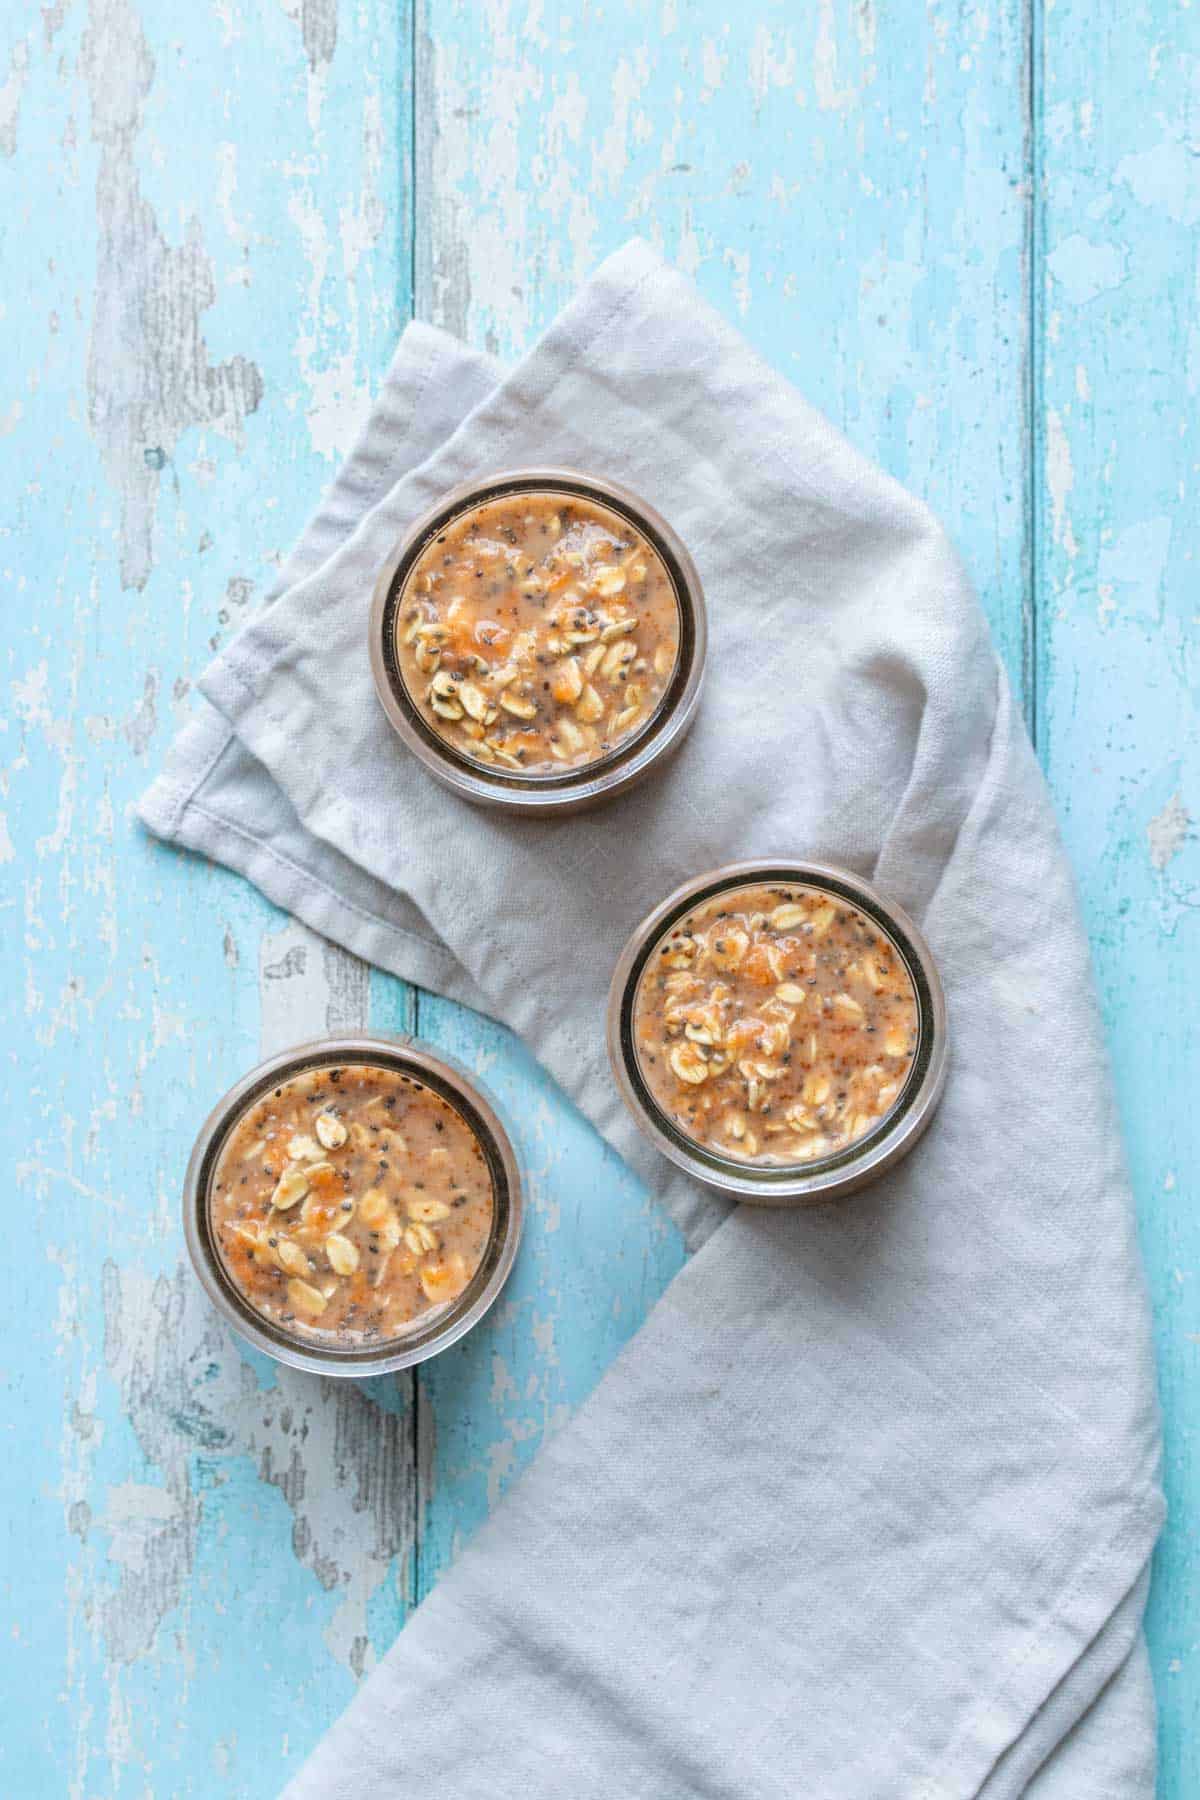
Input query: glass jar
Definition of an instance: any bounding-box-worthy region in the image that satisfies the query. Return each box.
[607,861,948,1205]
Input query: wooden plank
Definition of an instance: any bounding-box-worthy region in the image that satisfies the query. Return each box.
[1034,3,1200,1787]
[415,0,1030,691]
[412,0,1031,1599]
[0,1,413,1793]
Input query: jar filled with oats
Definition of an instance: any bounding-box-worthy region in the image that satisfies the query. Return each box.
[184,1038,524,1375]
[370,472,706,814]
[608,863,948,1205]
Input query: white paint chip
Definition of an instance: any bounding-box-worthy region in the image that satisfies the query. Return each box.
[1147,793,1191,872]
[749,23,798,110]
[812,4,851,111]
[0,35,29,159]
[1045,409,1077,559]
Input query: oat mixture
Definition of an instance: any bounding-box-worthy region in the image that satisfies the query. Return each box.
[209,1062,495,1345]
[632,883,920,1167]
[394,488,680,774]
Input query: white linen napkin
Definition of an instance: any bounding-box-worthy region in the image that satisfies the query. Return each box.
[140,239,1163,1798]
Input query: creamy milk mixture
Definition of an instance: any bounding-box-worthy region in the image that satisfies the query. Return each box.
[395,488,680,775]
[632,882,919,1166]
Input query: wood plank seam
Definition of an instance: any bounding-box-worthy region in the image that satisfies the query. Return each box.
[1025,0,1043,750]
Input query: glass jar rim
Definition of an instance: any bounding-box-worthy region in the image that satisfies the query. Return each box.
[183,1035,524,1376]
[369,469,707,814]
[607,861,949,1205]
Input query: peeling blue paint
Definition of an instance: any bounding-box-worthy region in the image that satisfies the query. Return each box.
[0,0,1195,1794]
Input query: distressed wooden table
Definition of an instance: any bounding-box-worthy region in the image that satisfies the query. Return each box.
[2,3,1195,1794]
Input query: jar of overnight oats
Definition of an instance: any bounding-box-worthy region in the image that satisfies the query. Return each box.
[369,471,706,814]
[183,1037,523,1375]
[606,862,948,1205]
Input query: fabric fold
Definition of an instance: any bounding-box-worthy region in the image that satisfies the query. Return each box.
[139,239,1162,1797]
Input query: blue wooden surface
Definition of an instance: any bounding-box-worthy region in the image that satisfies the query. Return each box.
[0,2,1194,1794]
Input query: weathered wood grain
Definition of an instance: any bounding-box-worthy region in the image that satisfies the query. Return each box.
[412,0,1032,1608]
[0,0,1193,1793]
[3,1,416,1791]
[416,0,1030,692]
[1037,4,1200,1788]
